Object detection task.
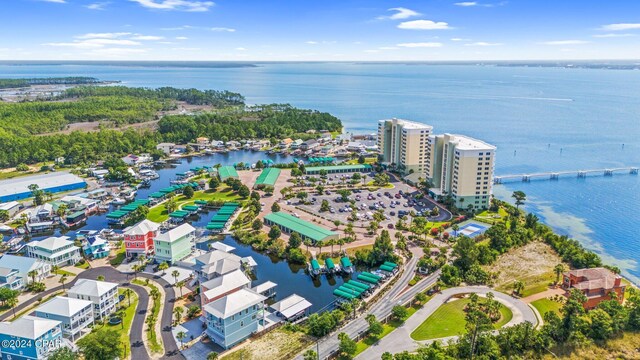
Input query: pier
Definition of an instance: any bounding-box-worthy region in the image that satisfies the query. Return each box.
[494,167,638,184]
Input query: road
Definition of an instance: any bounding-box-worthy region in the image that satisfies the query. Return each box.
[356,286,538,359]
[295,254,441,360]
[0,266,183,360]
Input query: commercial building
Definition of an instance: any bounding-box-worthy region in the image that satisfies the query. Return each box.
[377,118,433,175]
[264,212,339,243]
[562,268,626,309]
[0,201,21,218]
[253,168,281,188]
[217,166,239,181]
[25,236,82,267]
[0,172,86,203]
[204,288,266,349]
[0,254,51,287]
[153,223,196,264]
[123,219,161,258]
[34,296,94,342]
[0,315,68,360]
[427,134,496,210]
[304,164,372,176]
[67,279,119,320]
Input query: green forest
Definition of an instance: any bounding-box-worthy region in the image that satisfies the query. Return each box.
[0,83,341,168]
[0,77,101,89]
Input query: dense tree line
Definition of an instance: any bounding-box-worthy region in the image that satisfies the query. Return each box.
[0,77,100,89]
[62,86,244,107]
[157,104,341,143]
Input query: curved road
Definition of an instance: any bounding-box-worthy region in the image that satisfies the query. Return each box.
[356,286,538,359]
[0,266,183,360]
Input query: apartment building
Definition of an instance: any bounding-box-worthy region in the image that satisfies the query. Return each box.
[427,134,496,210]
[377,118,432,175]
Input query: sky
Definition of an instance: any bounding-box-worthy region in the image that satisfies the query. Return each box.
[1,0,640,61]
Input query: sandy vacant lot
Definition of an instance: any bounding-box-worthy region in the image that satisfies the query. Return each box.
[221,328,313,360]
[487,241,563,289]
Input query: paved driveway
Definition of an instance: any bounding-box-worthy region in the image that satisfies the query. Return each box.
[356,286,538,359]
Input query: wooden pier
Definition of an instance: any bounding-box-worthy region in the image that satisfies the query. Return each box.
[494,167,638,184]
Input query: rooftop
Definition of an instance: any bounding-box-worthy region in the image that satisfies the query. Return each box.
[304,164,372,173]
[0,254,47,274]
[209,242,236,253]
[27,236,74,251]
[68,279,118,297]
[35,296,93,317]
[270,293,312,319]
[155,223,196,243]
[218,166,239,179]
[254,168,281,187]
[566,267,622,291]
[204,288,266,319]
[123,219,161,236]
[0,315,60,340]
[380,118,433,131]
[264,212,338,242]
[202,269,251,300]
[0,172,85,198]
[445,133,496,151]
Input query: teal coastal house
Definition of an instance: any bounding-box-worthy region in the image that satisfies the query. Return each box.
[153,223,196,264]
[0,315,70,360]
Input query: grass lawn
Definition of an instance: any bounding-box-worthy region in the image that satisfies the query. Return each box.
[325,244,373,263]
[496,271,556,298]
[1,291,63,318]
[132,279,163,354]
[410,298,513,341]
[147,186,243,223]
[109,243,126,266]
[475,208,508,224]
[54,268,76,276]
[87,288,139,358]
[531,298,563,317]
[74,261,90,269]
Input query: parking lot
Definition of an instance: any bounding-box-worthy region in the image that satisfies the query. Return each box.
[296,180,442,229]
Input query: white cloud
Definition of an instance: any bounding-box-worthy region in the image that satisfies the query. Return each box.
[378,46,399,50]
[235,47,247,51]
[592,33,636,38]
[464,41,502,46]
[306,41,318,45]
[540,40,589,45]
[130,0,214,12]
[398,20,450,30]
[130,35,165,40]
[451,38,471,41]
[599,23,640,31]
[75,32,131,39]
[171,47,200,51]
[210,27,235,32]
[454,1,506,7]
[85,2,109,10]
[91,48,147,55]
[44,38,141,49]
[175,36,188,40]
[377,7,421,20]
[455,2,478,6]
[161,25,194,31]
[397,42,443,48]
[39,0,66,3]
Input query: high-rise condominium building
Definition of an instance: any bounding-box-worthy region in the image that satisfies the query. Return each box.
[377,118,432,175]
[426,134,496,210]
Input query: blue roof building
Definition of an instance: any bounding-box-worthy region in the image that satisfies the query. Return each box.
[0,315,68,360]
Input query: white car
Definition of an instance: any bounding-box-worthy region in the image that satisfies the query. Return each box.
[293,212,300,218]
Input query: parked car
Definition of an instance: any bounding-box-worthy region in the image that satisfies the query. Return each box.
[387,223,395,229]
[390,211,396,216]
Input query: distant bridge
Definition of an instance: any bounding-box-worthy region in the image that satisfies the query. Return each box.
[494,167,638,184]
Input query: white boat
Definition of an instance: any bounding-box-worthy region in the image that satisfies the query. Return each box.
[112,197,126,205]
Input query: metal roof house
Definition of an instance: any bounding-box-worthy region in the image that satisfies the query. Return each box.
[264,212,339,243]
[0,172,86,202]
[25,236,81,267]
[201,269,252,305]
[0,315,68,360]
[67,279,119,320]
[34,296,94,342]
[0,254,52,285]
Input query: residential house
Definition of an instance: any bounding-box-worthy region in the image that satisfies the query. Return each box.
[193,250,243,282]
[201,269,251,306]
[25,236,81,267]
[0,267,24,291]
[225,140,241,149]
[203,288,266,349]
[82,235,110,259]
[300,139,319,151]
[562,267,626,309]
[34,296,94,342]
[59,196,100,215]
[156,142,176,155]
[279,138,293,149]
[0,315,67,360]
[346,141,365,152]
[29,204,54,223]
[210,140,224,148]
[67,279,119,320]
[0,201,21,218]
[153,223,196,264]
[123,219,161,258]
[196,137,210,146]
[289,139,304,149]
[0,254,51,285]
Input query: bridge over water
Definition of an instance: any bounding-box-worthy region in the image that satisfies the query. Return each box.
[494,167,639,184]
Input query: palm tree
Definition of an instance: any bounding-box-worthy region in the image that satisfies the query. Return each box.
[133,264,144,280]
[173,306,184,326]
[451,224,459,239]
[554,264,566,285]
[176,280,185,298]
[150,288,160,300]
[28,270,38,284]
[59,274,68,290]
[176,331,187,349]
[7,297,18,319]
[97,275,105,281]
[337,238,345,253]
[513,280,525,296]
[124,288,133,307]
[158,262,169,275]
[303,240,311,253]
[171,270,180,285]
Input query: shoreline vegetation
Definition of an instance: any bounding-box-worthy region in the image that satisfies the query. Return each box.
[0,78,341,168]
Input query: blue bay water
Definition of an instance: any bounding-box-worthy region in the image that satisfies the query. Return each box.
[1,62,639,283]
